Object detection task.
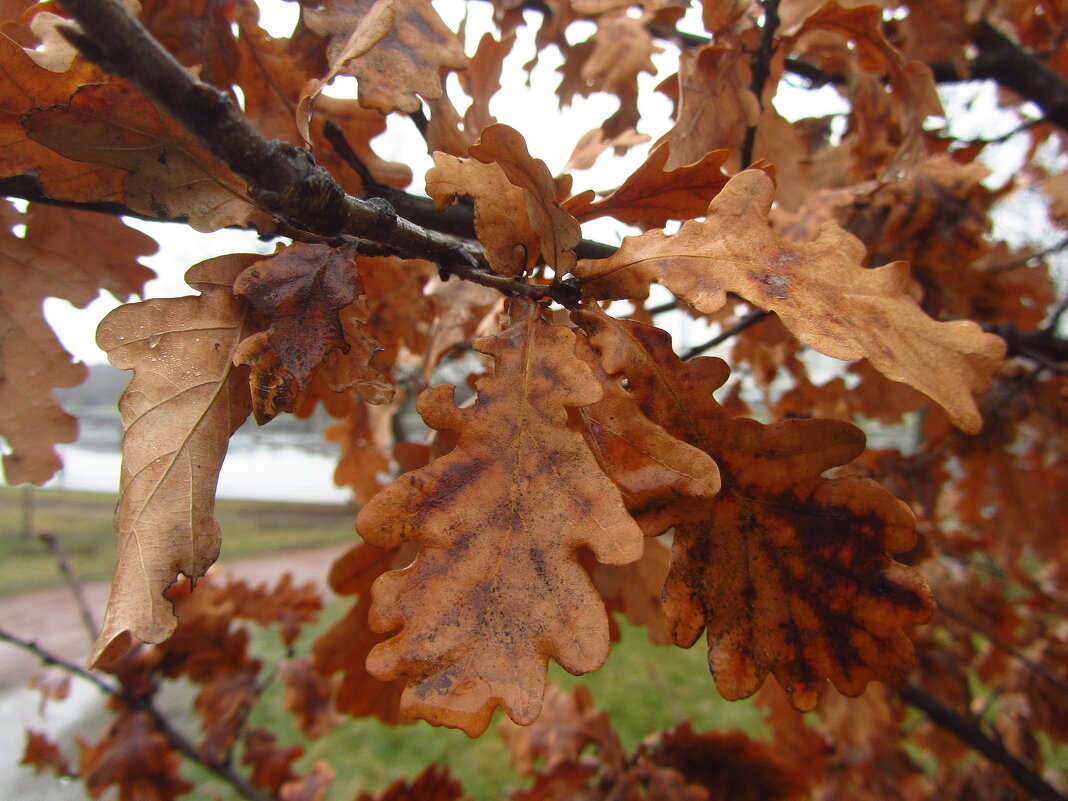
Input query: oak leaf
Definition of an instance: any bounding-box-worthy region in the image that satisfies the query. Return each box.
[243,729,304,794]
[578,311,935,710]
[575,170,1006,433]
[23,78,274,232]
[312,542,413,724]
[355,765,464,801]
[303,0,467,115]
[588,536,673,645]
[79,712,193,801]
[90,254,258,668]
[563,144,735,230]
[355,301,643,735]
[233,244,389,423]
[20,730,74,778]
[469,124,581,273]
[279,657,339,740]
[0,203,154,484]
[426,152,540,276]
[326,399,395,505]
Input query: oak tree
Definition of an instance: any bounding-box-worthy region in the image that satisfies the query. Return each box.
[2,0,1067,799]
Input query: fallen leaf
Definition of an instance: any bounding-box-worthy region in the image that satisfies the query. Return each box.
[469,124,581,273]
[579,311,935,710]
[89,253,257,668]
[575,170,1006,432]
[355,300,643,735]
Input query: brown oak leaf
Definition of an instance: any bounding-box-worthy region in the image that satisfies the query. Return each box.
[575,170,1005,433]
[20,730,74,778]
[578,310,934,710]
[355,300,643,736]
[426,152,540,277]
[79,712,192,801]
[23,78,274,232]
[302,0,467,117]
[355,765,464,801]
[312,542,413,724]
[469,124,581,273]
[563,144,736,230]
[233,243,389,423]
[0,203,155,484]
[89,254,258,668]
[243,729,304,794]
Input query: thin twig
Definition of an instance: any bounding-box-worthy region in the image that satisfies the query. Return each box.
[937,601,1068,699]
[321,120,383,193]
[739,0,781,169]
[682,310,770,360]
[899,683,1068,801]
[38,531,97,642]
[987,233,1068,273]
[0,626,275,801]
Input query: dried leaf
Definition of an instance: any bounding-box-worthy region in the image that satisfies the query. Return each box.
[233,244,388,423]
[589,537,672,644]
[579,312,935,710]
[469,124,581,273]
[426,152,539,276]
[312,543,412,724]
[280,760,335,801]
[355,301,643,735]
[576,170,1005,432]
[563,144,734,229]
[23,78,274,232]
[326,399,395,505]
[79,712,192,801]
[90,254,257,668]
[279,657,339,739]
[242,729,303,794]
[20,730,74,778]
[195,670,260,764]
[355,765,464,801]
[304,0,467,115]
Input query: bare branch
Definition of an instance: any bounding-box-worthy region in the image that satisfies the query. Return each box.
[682,310,770,360]
[38,532,97,642]
[740,0,781,169]
[899,683,1068,801]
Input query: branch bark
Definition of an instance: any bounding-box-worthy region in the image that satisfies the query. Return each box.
[899,683,1068,801]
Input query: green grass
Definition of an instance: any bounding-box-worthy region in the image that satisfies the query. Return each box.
[0,486,358,597]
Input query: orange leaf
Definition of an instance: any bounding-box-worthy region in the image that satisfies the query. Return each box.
[20,730,74,778]
[563,144,735,229]
[23,78,274,232]
[303,0,466,116]
[89,254,257,668]
[575,170,1005,432]
[233,243,390,423]
[79,712,192,801]
[425,152,540,276]
[279,657,339,740]
[354,765,465,801]
[469,124,581,273]
[242,729,303,794]
[579,311,934,710]
[355,300,643,735]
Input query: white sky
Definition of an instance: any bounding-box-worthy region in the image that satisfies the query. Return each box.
[38,0,1059,365]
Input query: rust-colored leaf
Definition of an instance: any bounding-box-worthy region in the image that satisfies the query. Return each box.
[575,170,1005,433]
[426,152,540,277]
[578,311,934,710]
[303,0,467,116]
[326,399,395,505]
[233,243,389,423]
[355,300,643,735]
[79,712,193,801]
[280,760,335,801]
[0,202,155,484]
[355,765,464,801]
[20,730,74,778]
[563,144,735,229]
[469,124,581,273]
[589,537,673,644]
[23,78,274,232]
[312,542,412,724]
[279,656,339,739]
[243,729,304,794]
[90,254,257,668]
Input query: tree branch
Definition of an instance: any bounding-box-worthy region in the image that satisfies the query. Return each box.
[38,531,97,642]
[54,0,555,303]
[899,683,1068,801]
[740,0,781,169]
[682,310,770,360]
[0,626,274,801]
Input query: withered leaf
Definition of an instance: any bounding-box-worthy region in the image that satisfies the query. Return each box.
[563,144,735,229]
[23,78,274,232]
[0,203,154,484]
[589,536,673,644]
[355,301,643,736]
[574,333,720,535]
[233,244,389,424]
[90,254,257,668]
[243,729,303,794]
[20,730,74,778]
[426,152,539,276]
[326,399,395,505]
[79,712,192,801]
[355,765,464,801]
[304,0,467,116]
[279,657,339,740]
[579,311,934,710]
[469,124,581,273]
[575,170,1005,433]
